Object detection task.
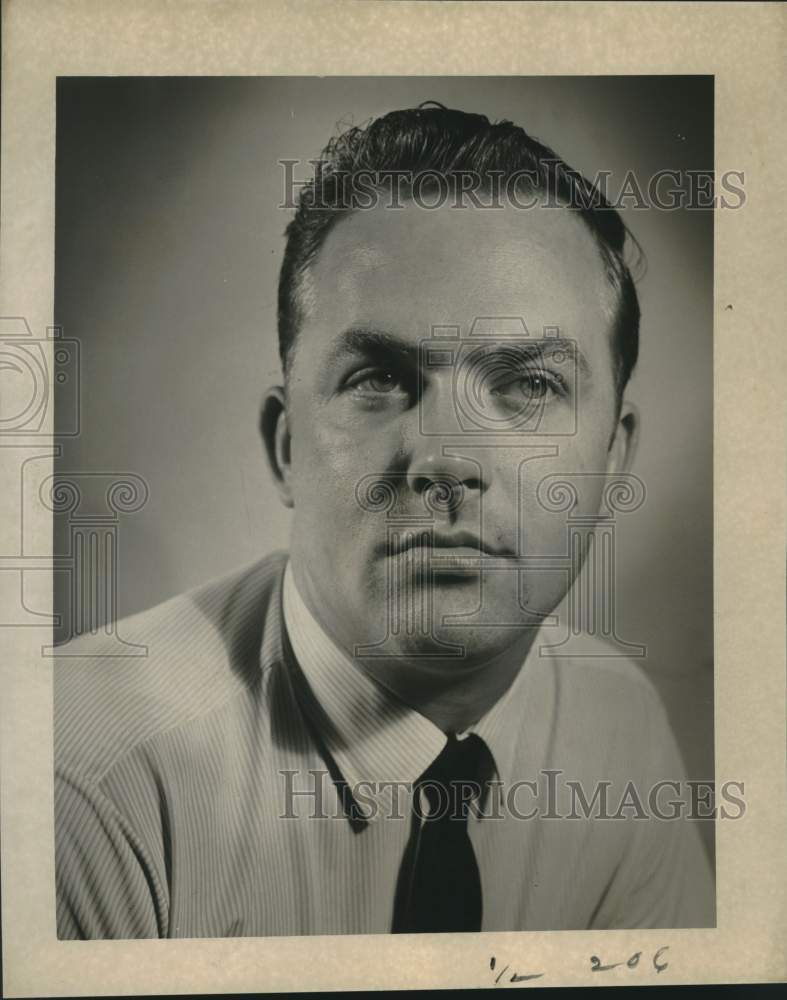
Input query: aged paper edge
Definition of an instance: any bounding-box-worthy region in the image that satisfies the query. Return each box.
[1,0,785,994]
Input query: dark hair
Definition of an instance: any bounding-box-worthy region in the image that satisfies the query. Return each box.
[278,103,641,405]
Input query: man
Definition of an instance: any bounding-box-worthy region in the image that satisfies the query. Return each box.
[54,104,714,938]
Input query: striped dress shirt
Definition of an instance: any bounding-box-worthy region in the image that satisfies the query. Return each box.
[54,551,714,938]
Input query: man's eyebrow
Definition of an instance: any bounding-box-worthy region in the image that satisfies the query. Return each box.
[469,338,593,378]
[327,327,420,367]
[327,327,592,379]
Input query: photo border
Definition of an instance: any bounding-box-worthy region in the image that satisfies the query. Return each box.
[1,0,784,993]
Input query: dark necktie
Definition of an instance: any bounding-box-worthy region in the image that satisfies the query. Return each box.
[391,732,491,933]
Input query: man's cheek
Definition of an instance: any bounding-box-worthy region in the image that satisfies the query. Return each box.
[518,486,570,557]
[292,423,358,484]
[515,470,603,549]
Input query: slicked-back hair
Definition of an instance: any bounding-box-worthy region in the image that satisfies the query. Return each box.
[278,103,641,409]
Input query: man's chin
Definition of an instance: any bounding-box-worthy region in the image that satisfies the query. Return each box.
[354,609,542,668]
[355,623,539,677]
[348,569,551,662]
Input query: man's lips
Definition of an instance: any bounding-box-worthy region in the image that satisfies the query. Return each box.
[384,530,513,560]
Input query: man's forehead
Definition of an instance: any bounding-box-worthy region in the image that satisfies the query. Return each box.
[304,200,615,340]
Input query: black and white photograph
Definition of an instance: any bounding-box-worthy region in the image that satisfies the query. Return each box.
[1,1,784,995]
[50,75,719,940]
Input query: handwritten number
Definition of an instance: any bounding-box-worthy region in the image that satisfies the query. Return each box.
[590,955,622,972]
[490,955,543,985]
[653,946,670,973]
[592,948,664,974]
[490,946,667,985]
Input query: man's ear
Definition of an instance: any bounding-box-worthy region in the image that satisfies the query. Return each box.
[260,385,294,508]
[606,399,640,476]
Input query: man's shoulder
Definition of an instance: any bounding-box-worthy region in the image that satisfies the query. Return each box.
[519,631,689,790]
[536,630,672,733]
[54,550,289,782]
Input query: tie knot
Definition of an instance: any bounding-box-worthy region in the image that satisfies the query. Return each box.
[416,733,491,821]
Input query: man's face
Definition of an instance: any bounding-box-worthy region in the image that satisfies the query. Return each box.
[275,198,633,666]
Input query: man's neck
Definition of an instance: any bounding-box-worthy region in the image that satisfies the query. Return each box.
[286,558,535,734]
[354,636,535,734]
[289,563,537,733]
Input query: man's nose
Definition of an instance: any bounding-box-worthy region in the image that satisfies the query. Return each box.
[405,448,485,515]
[404,383,487,511]
[400,376,488,512]
[407,380,486,513]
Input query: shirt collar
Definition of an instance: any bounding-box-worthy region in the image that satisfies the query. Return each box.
[282,560,537,818]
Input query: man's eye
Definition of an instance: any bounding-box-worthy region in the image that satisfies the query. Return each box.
[491,371,562,400]
[349,370,404,394]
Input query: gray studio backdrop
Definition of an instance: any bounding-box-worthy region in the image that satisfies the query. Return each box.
[54,76,714,858]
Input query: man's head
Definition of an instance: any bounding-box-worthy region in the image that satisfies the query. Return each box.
[278,104,640,412]
[262,104,641,671]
